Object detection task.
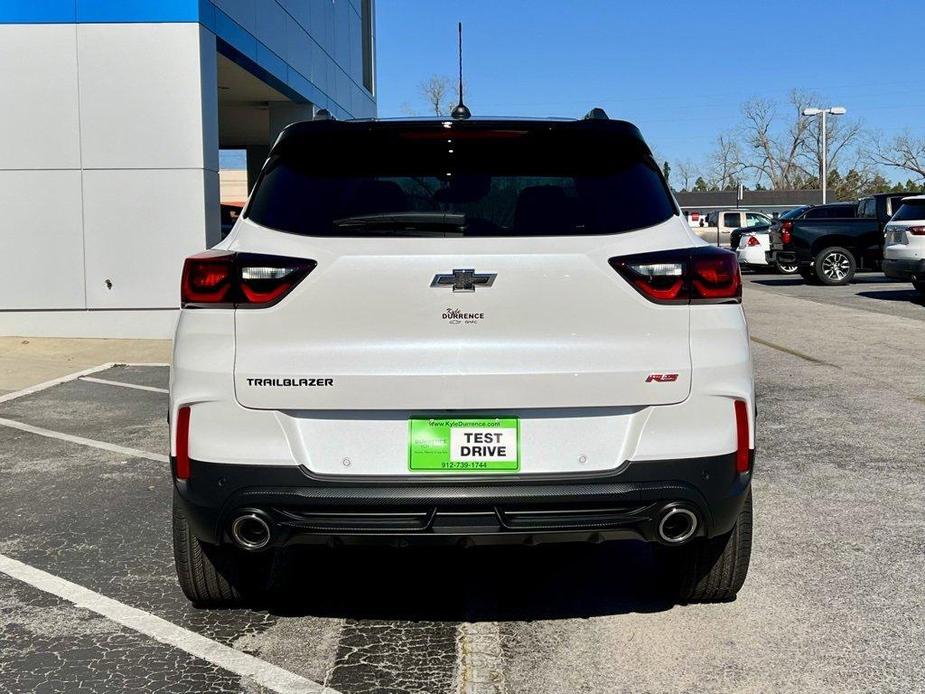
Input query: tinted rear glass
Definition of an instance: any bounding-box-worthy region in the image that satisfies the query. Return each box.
[892,200,925,221]
[780,206,811,220]
[246,123,677,237]
[804,204,855,219]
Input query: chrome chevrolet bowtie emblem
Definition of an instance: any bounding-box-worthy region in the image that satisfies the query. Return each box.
[431,269,496,292]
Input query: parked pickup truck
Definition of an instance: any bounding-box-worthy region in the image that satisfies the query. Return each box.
[698,209,772,246]
[769,193,912,285]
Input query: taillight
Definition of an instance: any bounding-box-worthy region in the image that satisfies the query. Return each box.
[907,226,925,236]
[734,400,751,473]
[609,246,741,305]
[780,221,793,245]
[746,235,761,247]
[175,406,191,480]
[180,252,316,308]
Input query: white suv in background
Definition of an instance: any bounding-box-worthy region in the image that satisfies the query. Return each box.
[883,195,925,296]
[169,113,755,607]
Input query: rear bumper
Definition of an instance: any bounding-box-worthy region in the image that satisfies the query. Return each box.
[173,453,752,548]
[737,245,767,266]
[882,257,925,280]
[770,249,812,266]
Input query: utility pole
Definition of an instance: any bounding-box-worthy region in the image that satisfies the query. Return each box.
[802,106,847,204]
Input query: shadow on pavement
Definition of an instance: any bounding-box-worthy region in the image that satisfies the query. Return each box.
[857,289,924,305]
[262,540,674,621]
[750,278,804,286]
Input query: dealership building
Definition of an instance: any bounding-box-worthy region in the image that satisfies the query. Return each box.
[0,0,376,338]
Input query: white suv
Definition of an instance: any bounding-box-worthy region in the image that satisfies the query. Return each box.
[883,195,925,296]
[170,114,755,607]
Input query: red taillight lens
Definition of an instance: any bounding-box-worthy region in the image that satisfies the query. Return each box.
[734,400,751,473]
[907,226,925,236]
[180,252,316,308]
[175,406,191,480]
[181,250,235,305]
[609,247,741,305]
[780,221,793,245]
[612,260,688,302]
[690,252,741,301]
[746,235,761,247]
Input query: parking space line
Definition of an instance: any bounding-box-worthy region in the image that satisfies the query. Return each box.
[750,336,839,367]
[79,375,169,394]
[0,553,336,694]
[0,363,118,405]
[455,621,506,693]
[0,416,169,463]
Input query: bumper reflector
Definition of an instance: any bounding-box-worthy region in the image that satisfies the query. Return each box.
[175,406,191,480]
[734,400,750,473]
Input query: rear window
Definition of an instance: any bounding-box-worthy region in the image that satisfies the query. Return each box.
[858,198,876,218]
[780,206,811,220]
[804,204,855,219]
[892,200,925,222]
[245,123,677,237]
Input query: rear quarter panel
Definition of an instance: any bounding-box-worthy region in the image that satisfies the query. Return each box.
[790,219,880,257]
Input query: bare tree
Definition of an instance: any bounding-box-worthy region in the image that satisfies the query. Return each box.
[737,92,815,188]
[419,75,454,116]
[865,130,925,181]
[800,106,866,186]
[707,132,746,190]
[722,90,869,191]
[674,160,700,191]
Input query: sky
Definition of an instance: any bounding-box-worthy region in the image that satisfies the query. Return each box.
[374,0,925,179]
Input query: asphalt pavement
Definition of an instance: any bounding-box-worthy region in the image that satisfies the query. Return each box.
[0,274,923,693]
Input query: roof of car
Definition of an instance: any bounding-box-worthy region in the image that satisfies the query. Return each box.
[273,116,650,154]
[862,192,918,200]
[901,194,925,202]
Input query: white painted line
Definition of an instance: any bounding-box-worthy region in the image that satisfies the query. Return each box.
[0,416,169,463]
[455,621,506,693]
[123,362,171,367]
[0,363,117,404]
[79,376,169,394]
[0,553,337,694]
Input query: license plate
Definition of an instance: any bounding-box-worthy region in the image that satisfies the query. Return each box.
[409,417,520,472]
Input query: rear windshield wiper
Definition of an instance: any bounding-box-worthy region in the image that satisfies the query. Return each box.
[330,212,467,236]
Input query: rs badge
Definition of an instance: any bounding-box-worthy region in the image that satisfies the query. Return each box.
[646,373,679,383]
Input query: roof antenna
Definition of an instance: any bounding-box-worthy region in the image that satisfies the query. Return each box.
[450,22,471,120]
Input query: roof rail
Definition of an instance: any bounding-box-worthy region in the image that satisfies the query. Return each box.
[314,108,335,121]
[583,107,609,120]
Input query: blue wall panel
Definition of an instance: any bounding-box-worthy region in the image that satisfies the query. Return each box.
[0,0,199,23]
[0,0,375,118]
[0,0,77,23]
[76,0,199,22]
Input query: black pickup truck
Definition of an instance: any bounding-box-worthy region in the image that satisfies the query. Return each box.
[769,193,912,285]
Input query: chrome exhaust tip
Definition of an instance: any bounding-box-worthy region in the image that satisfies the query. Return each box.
[657,506,698,545]
[230,512,271,551]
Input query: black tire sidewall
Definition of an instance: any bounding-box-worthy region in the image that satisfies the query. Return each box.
[814,247,856,285]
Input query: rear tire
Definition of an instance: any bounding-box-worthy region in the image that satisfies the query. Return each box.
[913,280,925,296]
[815,246,856,285]
[662,490,753,603]
[172,500,269,607]
[774,261,799,275]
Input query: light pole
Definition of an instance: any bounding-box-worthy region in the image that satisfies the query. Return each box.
[801,106,847,204]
